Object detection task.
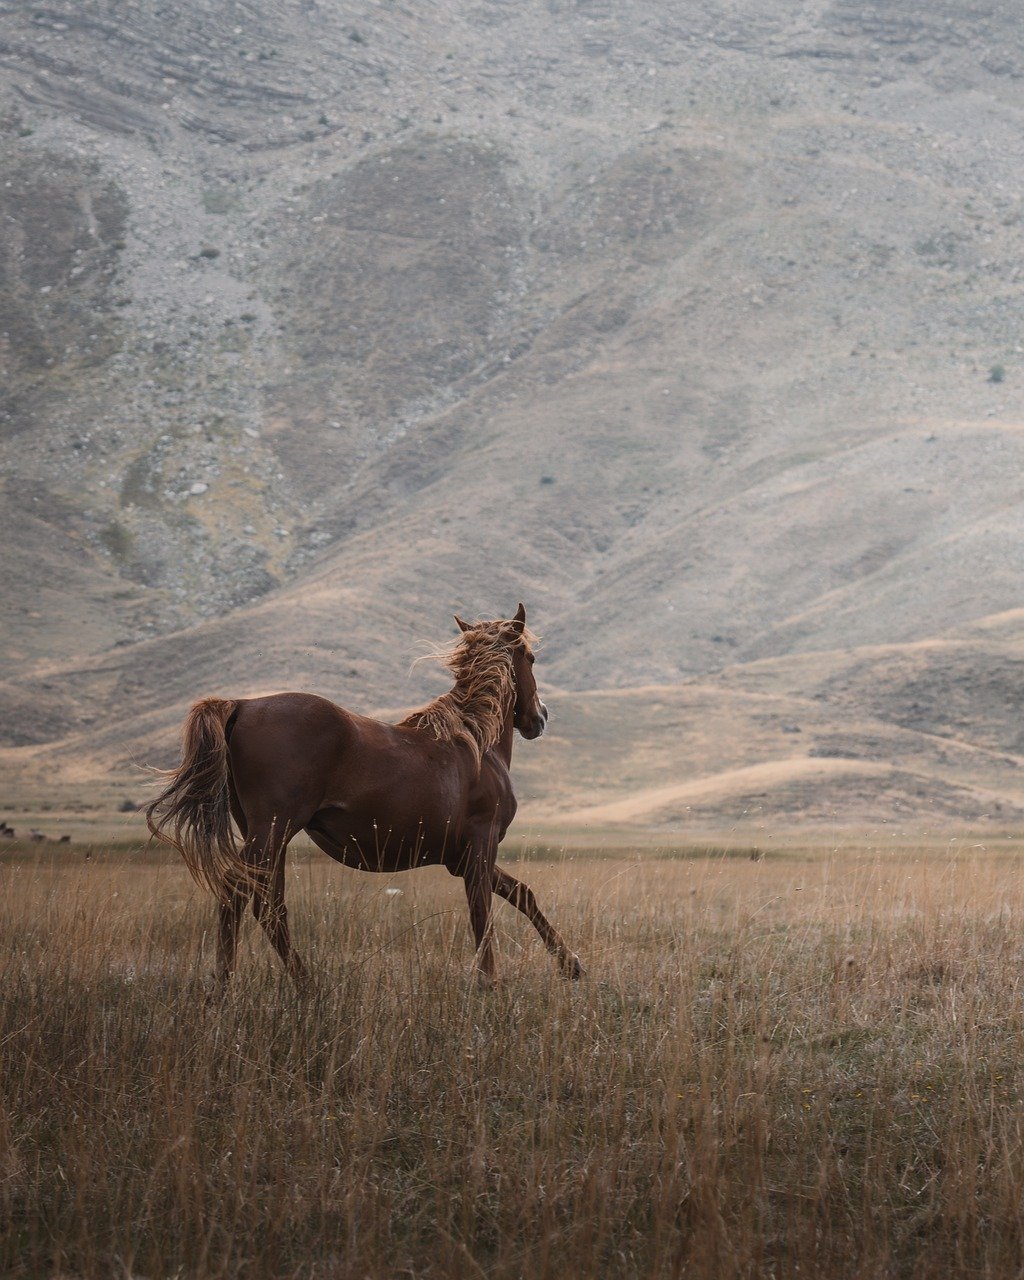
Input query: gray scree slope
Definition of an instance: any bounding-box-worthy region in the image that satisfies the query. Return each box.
[2,1,1024,828]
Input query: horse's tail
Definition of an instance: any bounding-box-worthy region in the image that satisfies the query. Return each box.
[146,696,248,901]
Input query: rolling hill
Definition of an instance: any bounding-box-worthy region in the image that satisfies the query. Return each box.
[3,0,1024,834]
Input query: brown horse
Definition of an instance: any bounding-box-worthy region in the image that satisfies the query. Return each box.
[147,604,582,988]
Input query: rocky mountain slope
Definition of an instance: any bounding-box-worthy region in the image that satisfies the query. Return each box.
[3,0,1024,832]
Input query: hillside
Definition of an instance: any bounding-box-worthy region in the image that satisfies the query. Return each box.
[3,0,1024,833]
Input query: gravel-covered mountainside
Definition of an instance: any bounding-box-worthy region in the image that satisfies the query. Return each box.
[3,1,1024,829]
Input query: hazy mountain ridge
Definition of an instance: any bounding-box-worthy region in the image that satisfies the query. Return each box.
[3,1,1024,830]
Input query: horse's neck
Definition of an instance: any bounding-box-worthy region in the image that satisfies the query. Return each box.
[448,671,515,765]
[493,705,515,767]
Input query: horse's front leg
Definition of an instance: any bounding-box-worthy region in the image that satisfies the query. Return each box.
[463,838,497,986]
[492,864,583,980]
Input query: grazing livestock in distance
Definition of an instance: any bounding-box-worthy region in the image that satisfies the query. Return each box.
[147,605,582,989]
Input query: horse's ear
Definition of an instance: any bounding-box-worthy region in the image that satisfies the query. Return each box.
[454,614,472,634]
[510,602,527,636]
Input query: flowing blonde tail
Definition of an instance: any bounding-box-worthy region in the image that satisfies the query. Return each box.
[146,697,249,901]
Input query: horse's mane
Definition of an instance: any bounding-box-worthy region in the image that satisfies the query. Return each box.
[399,619,535,767]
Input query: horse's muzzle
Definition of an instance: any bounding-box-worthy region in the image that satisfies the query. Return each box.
[521,702,549,740]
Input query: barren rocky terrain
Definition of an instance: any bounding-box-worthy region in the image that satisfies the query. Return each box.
[3,0,1024,832]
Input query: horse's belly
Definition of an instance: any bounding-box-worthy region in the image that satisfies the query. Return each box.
[306,809,452,872]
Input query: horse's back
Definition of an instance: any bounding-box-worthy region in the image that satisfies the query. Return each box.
[231,690,356,747]
[226,691,463,816]
[226,689,477,859]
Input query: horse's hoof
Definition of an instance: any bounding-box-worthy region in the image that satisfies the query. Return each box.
[562,954,584,981]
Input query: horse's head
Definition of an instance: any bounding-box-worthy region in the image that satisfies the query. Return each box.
[454,602,548,740]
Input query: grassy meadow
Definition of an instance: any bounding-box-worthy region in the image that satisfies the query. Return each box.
[4,838,1024,1278]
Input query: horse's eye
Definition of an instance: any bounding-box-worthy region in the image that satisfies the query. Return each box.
[528,653,535,665]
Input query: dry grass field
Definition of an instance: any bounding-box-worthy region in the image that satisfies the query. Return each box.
[5,839,1024,1279]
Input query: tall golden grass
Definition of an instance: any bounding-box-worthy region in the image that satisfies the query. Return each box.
[4,840,1024,1278]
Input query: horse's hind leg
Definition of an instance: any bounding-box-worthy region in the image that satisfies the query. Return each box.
[214,888,251,990]
[492,864,583,980]
[209,786,250,992]
[247,818,310,990]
